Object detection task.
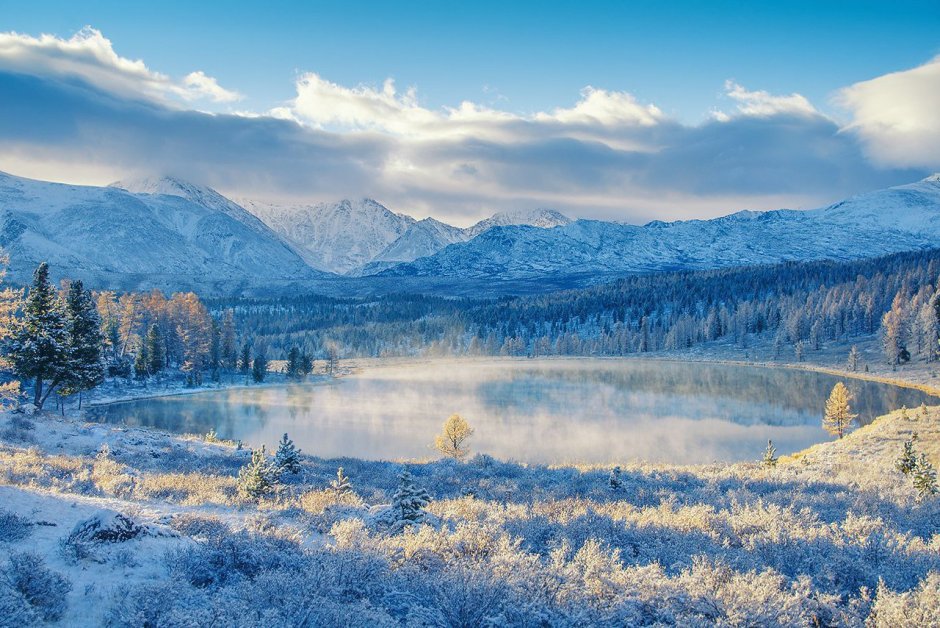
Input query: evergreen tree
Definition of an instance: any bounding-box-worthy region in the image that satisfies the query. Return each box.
[299,352,313,376]
[133,342,150,379]
[274,433,301,474]
[390,468,430,526]
[220,309,237,371]
[208,317,221,382]
[237,445,278,499]
[762,440,778,468]
[895,434,918,476]
[823,382,858,439]
[145,324,165,376]
[286,346,300,379]
[608,466,623,490]
[330,466,353,496]
[240,341,252,375]
[59,280,105,405]
[434,413,474,460]
[7,263,69,408]
[912,454,938,501]
[251,348,267,383]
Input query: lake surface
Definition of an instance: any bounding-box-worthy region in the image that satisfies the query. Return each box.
[86,359,940,464]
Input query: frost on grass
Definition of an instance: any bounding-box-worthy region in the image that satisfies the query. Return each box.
[0,404,939,624]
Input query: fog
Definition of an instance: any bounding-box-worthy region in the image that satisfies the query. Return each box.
[88,360,939,464]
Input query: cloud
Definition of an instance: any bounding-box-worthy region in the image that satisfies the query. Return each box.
[0,26,929,226]
[835,55,940,169]
[0,27,241,106]
[717,81,819,119]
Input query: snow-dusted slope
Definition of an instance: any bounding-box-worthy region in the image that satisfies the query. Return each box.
[465,208,572,238]
[355,218,470,276]
[381,175,940,279]
[237,198,416,274]
[0,172,322,288]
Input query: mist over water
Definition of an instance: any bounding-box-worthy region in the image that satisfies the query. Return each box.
[87,360,940,464]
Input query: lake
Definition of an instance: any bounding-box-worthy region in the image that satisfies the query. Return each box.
[86,359,940,464]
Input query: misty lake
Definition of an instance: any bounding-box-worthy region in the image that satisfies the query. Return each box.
[86,359,940,464]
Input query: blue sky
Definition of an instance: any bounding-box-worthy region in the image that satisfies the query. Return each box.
[0,1,938,224]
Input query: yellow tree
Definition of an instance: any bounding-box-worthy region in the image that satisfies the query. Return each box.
[0,251,23,406]
[823,382,858,439]
[434,413,475,460]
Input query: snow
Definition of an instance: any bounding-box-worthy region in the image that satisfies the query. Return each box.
[382,177,940,279]
[0,171,322,288]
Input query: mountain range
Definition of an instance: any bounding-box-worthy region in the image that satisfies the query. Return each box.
[0,170,938,293]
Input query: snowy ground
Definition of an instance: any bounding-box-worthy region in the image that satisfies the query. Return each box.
[1,367,939,624]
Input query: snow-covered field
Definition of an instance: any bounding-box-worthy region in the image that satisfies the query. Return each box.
[1,363,939,625]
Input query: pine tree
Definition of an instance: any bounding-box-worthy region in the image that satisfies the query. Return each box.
[251,348,267,383]
[895,435,918,476]
[7,263,69,408]
[59,280,105,405]
[762,440,778,468]
[274,433,301,474]
[434,413,474,460]
[299,352,313,376]
[237,446,278,499]
[330,467,353,496]
[145,324,165,376]
[391,469,431,526]
[912,454,938,501]
[823,382,858,439]
[608,466,623,490]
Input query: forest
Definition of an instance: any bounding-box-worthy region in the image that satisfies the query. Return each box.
[216,248,940,365]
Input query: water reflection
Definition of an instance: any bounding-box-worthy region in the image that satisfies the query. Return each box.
[86,360,940,464]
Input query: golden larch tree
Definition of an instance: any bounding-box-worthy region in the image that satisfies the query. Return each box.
[823,382,858,439]
[435,413,475,460]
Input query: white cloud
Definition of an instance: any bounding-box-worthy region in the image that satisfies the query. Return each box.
[0,27,241,106]
[835,55,940,168]
[722,81,819,118]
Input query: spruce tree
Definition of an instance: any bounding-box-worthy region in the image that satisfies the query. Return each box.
[391,468,430,525]
[762,440,778,468]
[912,454,938,501]
[237,445,278,499]
[7,263,69,408]
[895,435,918,476]
[220,310,237,371]
[608,466,623,490]
[286,346,300,379]
[330,467,353,496]
[274,433,301,474]
[134,342,150,379]
[251,348,267,383]
[240,341,252,375]
[60,280,105,405]
[300,352,313,376]
[145,324,165,376]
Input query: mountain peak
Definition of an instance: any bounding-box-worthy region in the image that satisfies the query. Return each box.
[923,173,940,183]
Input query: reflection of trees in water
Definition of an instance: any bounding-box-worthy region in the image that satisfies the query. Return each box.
[471,363,939,428]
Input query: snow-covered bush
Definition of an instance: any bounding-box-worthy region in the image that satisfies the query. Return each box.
[0,509,32,542]
[4,552,71,621]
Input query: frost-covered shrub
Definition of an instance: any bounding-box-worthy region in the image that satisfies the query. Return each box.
[5,552,71,621]
[168,513,230,540]
[0,509,32,542]
[237,446,279,500]
[869,574,940,627]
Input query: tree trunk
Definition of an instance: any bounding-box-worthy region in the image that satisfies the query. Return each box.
[33,378,43,409]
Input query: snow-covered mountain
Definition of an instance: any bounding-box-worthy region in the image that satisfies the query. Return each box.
[0,172,322,289]
[380,175,940,280]
[236,198,416,274]
[237,199,572,275]
[464,209,572,238]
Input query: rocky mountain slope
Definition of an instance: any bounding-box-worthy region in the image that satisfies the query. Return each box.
[381,175,940,279]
